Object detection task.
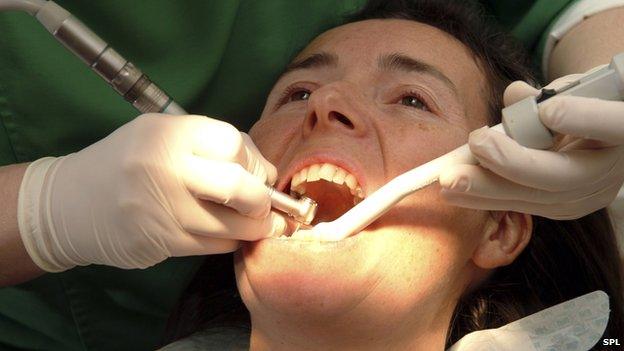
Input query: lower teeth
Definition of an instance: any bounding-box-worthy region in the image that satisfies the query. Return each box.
[278,229,325,241]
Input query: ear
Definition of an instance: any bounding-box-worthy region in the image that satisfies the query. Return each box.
[472,211,533,269]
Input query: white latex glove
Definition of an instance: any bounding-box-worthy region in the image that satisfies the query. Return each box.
[18,114,286,272]
[440,71,624,220]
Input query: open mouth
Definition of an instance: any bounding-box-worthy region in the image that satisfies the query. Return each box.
[288,163,365,226]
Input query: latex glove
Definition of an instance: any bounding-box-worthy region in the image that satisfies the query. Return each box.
[18,114,286,272]
[440,72,624,220]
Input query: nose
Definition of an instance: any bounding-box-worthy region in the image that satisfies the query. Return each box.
[302,83,368,137]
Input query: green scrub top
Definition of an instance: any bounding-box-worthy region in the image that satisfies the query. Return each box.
[0,0,575,350]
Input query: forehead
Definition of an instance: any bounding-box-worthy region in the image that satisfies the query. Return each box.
[301,19,478,78]
[293,19,488,122]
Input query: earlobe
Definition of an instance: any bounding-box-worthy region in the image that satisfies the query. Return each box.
[472,211,533,269]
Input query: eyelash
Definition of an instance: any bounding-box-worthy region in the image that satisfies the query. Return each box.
[276,85,434,113]
[398,90,431,112]
[277,85,312,106]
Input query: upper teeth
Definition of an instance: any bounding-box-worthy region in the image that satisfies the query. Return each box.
[290,163,364,199]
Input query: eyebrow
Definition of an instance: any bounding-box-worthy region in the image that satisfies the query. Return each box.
[378,52,458,95]
[281,52,338,76]
[278,51,458,96]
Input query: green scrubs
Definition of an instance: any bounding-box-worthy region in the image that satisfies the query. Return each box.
[0,0,576,349]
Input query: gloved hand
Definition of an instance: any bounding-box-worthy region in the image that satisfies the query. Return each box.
[439,70,624,220]
[18,114,286,272]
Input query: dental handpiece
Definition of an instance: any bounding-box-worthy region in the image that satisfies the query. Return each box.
[8,0,317,225]
[311,52,624,241]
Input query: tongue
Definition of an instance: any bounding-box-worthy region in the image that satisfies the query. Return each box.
[302,180,355,224]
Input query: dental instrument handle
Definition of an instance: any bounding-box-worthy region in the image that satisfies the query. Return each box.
[9,0,317,226]
[502,52,624,149]
[33,1,184,114]
[321,52,624,241]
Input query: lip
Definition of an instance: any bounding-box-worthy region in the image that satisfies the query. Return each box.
[245,227,373,253]
[276,150,369,196]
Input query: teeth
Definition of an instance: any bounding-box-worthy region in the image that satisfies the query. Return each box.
[289,162,364,200]
[319,163,336,181]
[292,172,302,189]
[344,174,357,193]
[333,168,347,185]
[354,186,363,199]
[277,230,322,241]
[307,164,321,181]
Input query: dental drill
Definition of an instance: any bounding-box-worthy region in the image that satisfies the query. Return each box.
[1,0,317,225]
[302,52,624,241]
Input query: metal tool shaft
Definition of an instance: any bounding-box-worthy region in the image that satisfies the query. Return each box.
[35,1,183,114]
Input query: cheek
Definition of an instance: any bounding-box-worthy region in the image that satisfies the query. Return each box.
[382,120,470,175]
[375,117,484,262]
[366,195,487,316]
[376,184,488,283]
[249,114,302,163]
[383,185,486,243]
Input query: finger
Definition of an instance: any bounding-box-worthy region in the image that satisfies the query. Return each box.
[440,164,614,205]
[441,181,620,220]
[187,117,275,184]
[468,128,624,192]
[172,234,240,256]
[241,132,277,185]
[183,156,271,218]
[190,116,249,164]
[178,200,288,241]
[539,96,624,145]
[503,81,539,106]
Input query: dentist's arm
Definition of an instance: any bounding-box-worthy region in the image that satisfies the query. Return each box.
[548,6,624,80]
[0,163,44,286]
[0,114,286,287]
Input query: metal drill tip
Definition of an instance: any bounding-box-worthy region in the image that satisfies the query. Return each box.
[297,197,318,225]
[268,187,318,225]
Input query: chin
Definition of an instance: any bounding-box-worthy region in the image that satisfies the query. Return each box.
[234,226,398,316]
[233,218,438,318]
[234,202,469,324]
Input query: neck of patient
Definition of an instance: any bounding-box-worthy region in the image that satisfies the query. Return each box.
[248,308,453,351]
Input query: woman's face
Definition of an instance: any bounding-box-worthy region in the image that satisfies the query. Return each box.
[236,19,494,344]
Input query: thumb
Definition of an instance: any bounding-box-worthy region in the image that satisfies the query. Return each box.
[503,81,539,107]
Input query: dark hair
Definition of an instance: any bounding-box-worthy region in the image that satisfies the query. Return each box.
[346,0,624,348]
[162,254,249,344]
[164,0,624,348]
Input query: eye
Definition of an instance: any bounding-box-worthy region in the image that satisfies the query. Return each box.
[400,95,429,111]
[276,86,313,108]
[290,90,311,102]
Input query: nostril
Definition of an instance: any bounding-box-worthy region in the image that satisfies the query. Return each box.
[306,112,319,131]
[328,111,354,130]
